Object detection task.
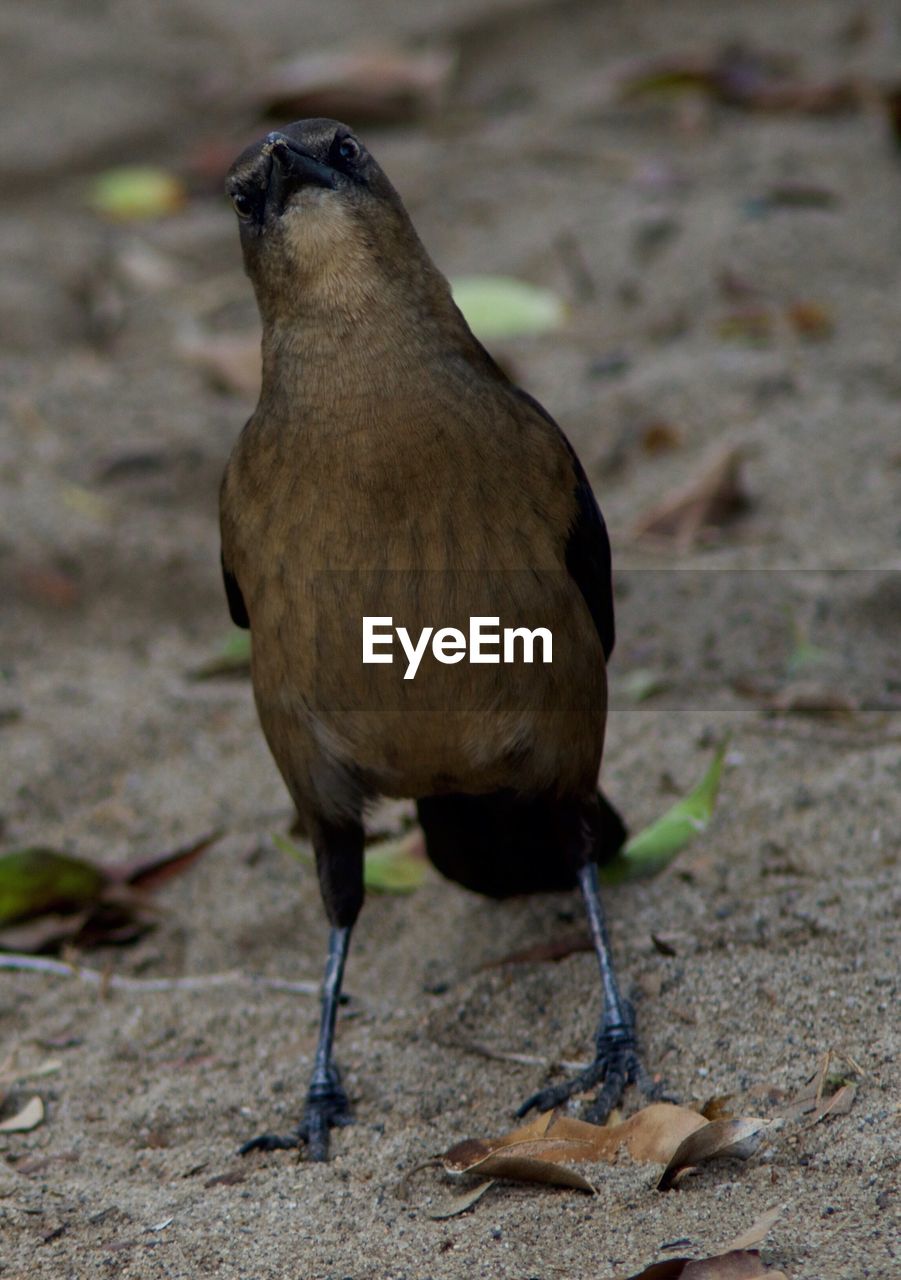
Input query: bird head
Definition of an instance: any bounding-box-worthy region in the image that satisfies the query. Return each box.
[225,118,431,322]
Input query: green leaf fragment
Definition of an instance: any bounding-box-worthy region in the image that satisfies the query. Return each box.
[86,167,186,220]
[188,629,251,680]
[274,832,426,895]
[786,624,829,678]
[0,848,107,925]
[600,742,727,884]
[620,669,668,702]
[362,834,426,893]
[450,276,566,340]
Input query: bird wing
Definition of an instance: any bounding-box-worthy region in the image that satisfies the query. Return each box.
[221,552,250,629]
[511,385,615,661]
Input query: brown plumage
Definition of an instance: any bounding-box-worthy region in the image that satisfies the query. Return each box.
[221,119,655,1161]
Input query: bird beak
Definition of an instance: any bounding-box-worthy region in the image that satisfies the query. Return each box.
[262,133,337,214]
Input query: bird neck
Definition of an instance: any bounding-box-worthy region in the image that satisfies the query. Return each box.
[257,273,478,423]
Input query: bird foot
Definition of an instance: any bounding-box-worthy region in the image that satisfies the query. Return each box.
[516,1005,663,1123]
[239,1069,352,1161]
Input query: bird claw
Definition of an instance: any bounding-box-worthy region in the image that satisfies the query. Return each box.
[238,1070,352,1161]
[516,1011,664,1123]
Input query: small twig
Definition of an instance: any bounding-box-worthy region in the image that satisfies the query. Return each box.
[448,1037,588,1074]
[0,954,318,996]
[744,721,901,748]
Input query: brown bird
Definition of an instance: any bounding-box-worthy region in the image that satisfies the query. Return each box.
[221,119,657,1161]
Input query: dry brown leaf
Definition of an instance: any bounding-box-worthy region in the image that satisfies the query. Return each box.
[721,1205,782,1252]
[633,446,751,548]
[658,1116,770,1191]
[254,47,455,123]
[803,1082,856,1126]
[0,1095,45,1133]
[779,1049,862,1123]
[455,1151,595,1192]
[680,1252,786,1279]
[786,301,834,339]
[427,1178,495,1219]
[764,684,858,720]
[444,1103,707,1177]
[482,933,592,967]
[618,1252,786,1280]
[113,832,222,890]
[178,333,261,398]
[700,1094,736,1121]
[640,421,684,455]
[16,564,81,609]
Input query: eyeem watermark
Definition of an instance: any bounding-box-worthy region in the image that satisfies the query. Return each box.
[363,616,553,680]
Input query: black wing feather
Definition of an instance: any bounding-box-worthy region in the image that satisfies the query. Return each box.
[510,385,615,660]
[221,554,250,629]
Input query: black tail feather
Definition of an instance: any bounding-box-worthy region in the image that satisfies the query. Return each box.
[416,788,627,899]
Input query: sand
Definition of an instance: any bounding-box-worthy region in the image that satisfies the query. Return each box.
[1,1,898,1276]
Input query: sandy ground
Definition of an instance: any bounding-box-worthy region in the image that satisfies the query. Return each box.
[1,1,899,1276]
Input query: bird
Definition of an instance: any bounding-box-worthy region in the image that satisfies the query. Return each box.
[221,118,657,1161]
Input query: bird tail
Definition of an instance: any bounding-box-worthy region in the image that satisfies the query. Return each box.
[416,788,627,899]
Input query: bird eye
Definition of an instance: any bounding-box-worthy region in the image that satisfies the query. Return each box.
[336,136,360,164]
[231,192,253,219]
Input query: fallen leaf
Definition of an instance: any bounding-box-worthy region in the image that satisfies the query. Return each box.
[444,1143,595,1192]
[622,1252,786,1279]
[484,933,592,967]
[699,1094,735,1121]
[427,1178,495,1218]
[621,669,669,703]
[16,564,81,609]
[188,630,252,681]
[253,47,455,123]
[0,836,219,953]
[802,1082,857,1126]
[274,830,426,894]
[786,301,834,339]
[0,1095,45,1133]
[86,167,186,220]
[177,333,261,398]
[640,422,684,455]
[657,1116,771,1190]
[450,276,566,340]
[358,831,426,893]
[0,849,106,926]
[721,1205,782,1252]
[613,45,861,116]
[114,832,221,891]
[779,1050,862,1124]
[443,1103,707,1176]
[600,743,726,884]
[764,683,858,720]
[633,446,751,547]
[0,913,95,955]
[619,1255,783,1280]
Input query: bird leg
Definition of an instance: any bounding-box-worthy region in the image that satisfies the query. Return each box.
[239,926,353,1159]
[517,855,659,1122]
[239,817,363,1160]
